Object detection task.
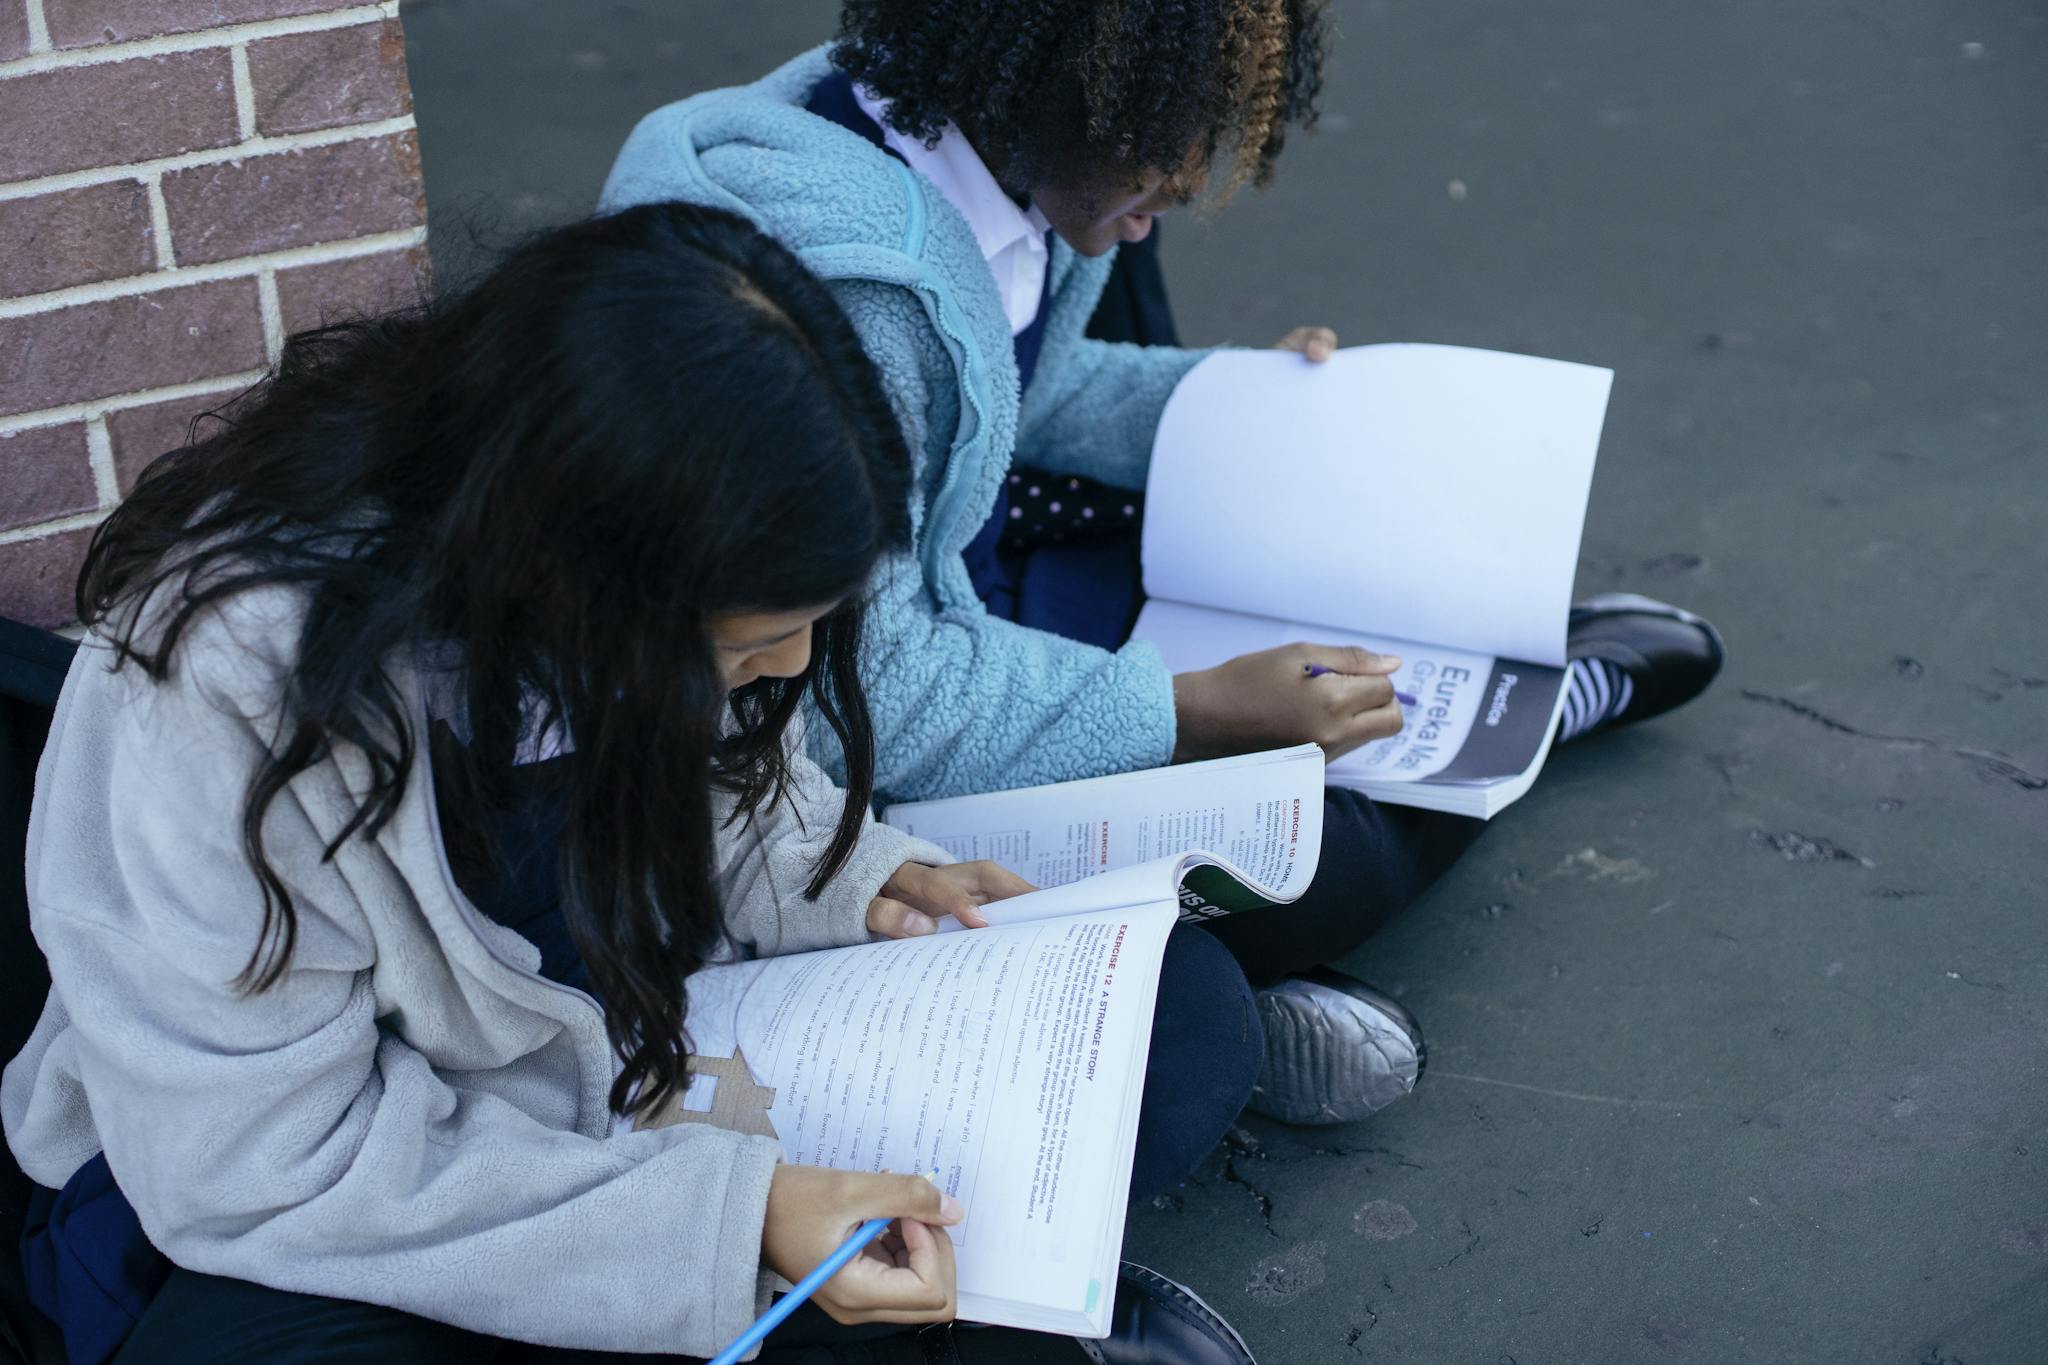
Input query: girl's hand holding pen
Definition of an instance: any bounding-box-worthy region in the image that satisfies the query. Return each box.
[1172,643,1405,764]
[867,860,1037,937]
[762,1167,964,1326]
[1307,663,1419,707]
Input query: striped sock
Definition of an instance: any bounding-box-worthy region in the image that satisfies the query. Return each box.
[1558,658,1636,743]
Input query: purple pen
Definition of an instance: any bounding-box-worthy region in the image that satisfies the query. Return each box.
[1303,663,1418,706]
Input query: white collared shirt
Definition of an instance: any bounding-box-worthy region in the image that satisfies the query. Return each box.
[853,85,1051,336]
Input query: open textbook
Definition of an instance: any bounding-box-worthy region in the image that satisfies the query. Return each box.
[1134,343,1614,818]
[884,743,1326,919]
[640,747,1325,1338]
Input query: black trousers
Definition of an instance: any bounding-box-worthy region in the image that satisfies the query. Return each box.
[1198,790,1483,984]
[114,1269,1086,1364]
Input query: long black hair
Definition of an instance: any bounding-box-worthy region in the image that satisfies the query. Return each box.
[78,202,914,1118]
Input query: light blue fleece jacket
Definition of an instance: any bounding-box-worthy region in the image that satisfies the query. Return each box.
[601,47,1206,804]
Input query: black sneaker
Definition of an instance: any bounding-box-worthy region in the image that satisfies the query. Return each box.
[1248,969,1425,1126]
[1077,1263,1257,1365]
[914,1263,1256,1364]
[1560,592,1726,741]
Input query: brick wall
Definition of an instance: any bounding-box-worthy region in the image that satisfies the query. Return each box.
[1,0,430,628]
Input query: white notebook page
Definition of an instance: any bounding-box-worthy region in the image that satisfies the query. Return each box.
[885,745,1324,897]
[683,906,1174,1334]
[1141,344,1611,667]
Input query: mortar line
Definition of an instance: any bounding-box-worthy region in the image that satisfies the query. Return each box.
[257,270,285,363]
[83,417,119,505]
[0,226,427,319]
[22,0,49,54]
[0,373,269,440]
[0,509,107,547]
[230,43,258,141]
[0,115,418,204]
[144,174,175,269]
[0,7,387,77]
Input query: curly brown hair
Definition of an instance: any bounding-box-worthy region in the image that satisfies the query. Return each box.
[832,0,1331,202]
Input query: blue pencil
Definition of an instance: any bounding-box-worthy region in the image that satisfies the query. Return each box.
[709,1173,940,1365]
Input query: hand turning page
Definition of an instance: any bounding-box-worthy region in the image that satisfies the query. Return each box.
[1132,343,1612,817]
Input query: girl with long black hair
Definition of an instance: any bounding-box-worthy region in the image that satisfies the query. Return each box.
[3,203,1264,1364]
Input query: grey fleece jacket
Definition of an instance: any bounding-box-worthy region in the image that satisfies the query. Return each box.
[0,585,948,1355]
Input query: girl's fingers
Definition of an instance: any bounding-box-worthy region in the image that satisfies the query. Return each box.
[899,1215,955,1299]
[818,1175,962,1320]
[829,1220,956,1318]
[898,1215,934,1264]
[883,862,1038,932]
[829,1244,946,1315]
[845,1172,964,1227]
[1310,669,1394,713]
[1298,644,1401,676]
[886,864,989,929]
[1323,705,1400,753]
[965,862,1036,904]
[1274,326,1339,361]
[865,896,935,938]
[1316,674,1399,717]
[1360,701,1405,739]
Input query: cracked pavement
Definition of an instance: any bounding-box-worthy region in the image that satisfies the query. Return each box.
[405,0,2048,1359]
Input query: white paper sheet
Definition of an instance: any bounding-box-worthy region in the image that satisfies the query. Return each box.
[684,907,1176,1335]
[1141,344,1611,667]
[885,745,1324,897]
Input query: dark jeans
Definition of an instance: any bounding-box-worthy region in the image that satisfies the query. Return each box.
[110,925,1250,1364]
[115,1269,1086,1363]
[1200,791,1484,985]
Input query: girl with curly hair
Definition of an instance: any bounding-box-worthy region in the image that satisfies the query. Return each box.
[603,0,1722,1180]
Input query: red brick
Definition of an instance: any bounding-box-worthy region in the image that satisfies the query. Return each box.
[0,528,93,629]
[105,390,237,493]
[161,132,425,266]
[0,182,157,297]
[0,50,238,183]
[249,19,411,137]
[0,278,267,418]
[275,245,428,337]
[0,2,30,62]
[46,0,338,50]
[0,424,98,531]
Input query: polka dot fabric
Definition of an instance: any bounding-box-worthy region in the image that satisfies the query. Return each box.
[1000,464,1145,551]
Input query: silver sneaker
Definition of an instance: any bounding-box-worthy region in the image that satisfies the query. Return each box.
[1248,969,1425,1125]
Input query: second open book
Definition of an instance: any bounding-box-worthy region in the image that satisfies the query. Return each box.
[643,745,1324,1339]
[1136,343,1614,817]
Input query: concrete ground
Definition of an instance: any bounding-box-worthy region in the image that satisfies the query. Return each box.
[404,2,2047,1360]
